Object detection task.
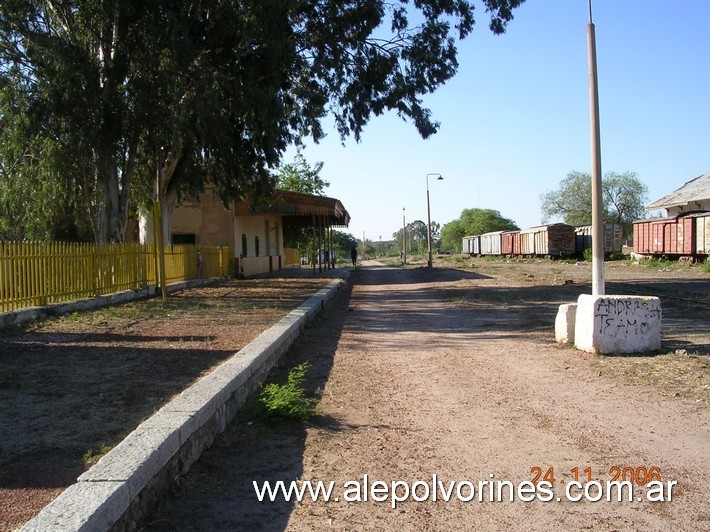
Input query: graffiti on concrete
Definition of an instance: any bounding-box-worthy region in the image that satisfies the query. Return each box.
[594,298,661,337]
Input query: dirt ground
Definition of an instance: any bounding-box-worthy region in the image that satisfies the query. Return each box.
[142,259,709,531]
[0,271,342,531]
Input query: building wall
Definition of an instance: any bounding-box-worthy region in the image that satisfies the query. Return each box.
[143,189,289,277]
[234,215,282,258]
[171,192,235,247]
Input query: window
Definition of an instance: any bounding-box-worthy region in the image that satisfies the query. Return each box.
[241,234,247,257]
[255,235,260,257]
[172,234,196,245]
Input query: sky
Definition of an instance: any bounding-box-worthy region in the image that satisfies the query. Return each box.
[283,1,710,243]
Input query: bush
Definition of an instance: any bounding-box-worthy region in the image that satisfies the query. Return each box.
[583,248,593,262]
[259,362,318,419]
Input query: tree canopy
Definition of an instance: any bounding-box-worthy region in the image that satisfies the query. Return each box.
[276,154,329,196]
[440,208,518,251]
[0,0,525,243]
[540,171,648,236]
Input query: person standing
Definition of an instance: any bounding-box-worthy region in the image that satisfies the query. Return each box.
[351,247,358,266]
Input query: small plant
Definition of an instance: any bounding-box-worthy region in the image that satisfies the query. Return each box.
[83,443,113,466]
[582,248,593,262]
[259,362,318,419]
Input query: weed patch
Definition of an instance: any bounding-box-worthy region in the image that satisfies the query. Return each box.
[259,362,318,419]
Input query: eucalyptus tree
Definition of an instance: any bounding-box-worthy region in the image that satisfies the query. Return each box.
[440,208,518,251]
[540,171,648,236]
[1,0,525,243]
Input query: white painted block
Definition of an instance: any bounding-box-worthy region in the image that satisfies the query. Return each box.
[555,303,577,344]
[574,294,662,354]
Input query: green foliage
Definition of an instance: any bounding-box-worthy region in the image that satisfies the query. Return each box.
[703,260,710,274]
[0,0,524,243]
[278,153,331,252]
[277,154,329,196]
[540,171,648,238]
[83,443,113,466]
[259,362,318,419]
[392,219,442,254]
[0,82,93,241]
[440,208,519,252]
[583,248,593,262]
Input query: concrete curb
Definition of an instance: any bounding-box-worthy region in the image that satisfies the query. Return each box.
[0,276,230,331]
[21,275,348,531]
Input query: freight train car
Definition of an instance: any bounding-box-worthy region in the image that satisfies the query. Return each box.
[501,230,520,256]
[519,224,576,257]
[479,231,504,255]
[633,212,710,259]
[575,223,623,256]
[462,235,481,255]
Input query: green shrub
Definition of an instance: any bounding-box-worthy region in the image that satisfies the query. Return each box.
[259,362,318,419]
[582,248,593,262]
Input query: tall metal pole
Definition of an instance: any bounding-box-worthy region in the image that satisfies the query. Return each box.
[588,0,605,295]
[426,173,443,268]
[402,207,407,265]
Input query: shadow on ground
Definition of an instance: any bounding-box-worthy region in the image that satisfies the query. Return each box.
[141,282,354,531]
[138,263,710,530]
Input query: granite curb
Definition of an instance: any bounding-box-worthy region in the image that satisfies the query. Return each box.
[21,273,349,531]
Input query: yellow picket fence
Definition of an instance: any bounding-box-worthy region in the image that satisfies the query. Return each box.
[0,242,234,313]
[283,248,301,267]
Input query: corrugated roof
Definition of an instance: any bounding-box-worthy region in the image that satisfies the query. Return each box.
[236,190,351,227]
[645,171,710,211]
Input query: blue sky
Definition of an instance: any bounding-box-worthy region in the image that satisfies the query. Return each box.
[284,1,710,243]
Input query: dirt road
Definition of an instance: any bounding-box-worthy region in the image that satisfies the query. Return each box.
[146,261,709,531]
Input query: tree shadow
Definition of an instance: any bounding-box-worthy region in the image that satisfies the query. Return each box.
[140,267,709,530]
[141,282,354,531]
[0,340,238,491]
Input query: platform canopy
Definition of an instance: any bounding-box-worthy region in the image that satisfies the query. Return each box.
[234,189,350,227]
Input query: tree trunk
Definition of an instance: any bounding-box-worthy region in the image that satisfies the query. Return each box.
[98,153,122,243]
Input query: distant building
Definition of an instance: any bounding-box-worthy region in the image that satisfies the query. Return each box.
[141,188,350,276]
[645,171,710,216]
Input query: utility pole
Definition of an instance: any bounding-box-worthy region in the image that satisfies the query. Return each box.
[402,207,407,265]
[587,0,605,295]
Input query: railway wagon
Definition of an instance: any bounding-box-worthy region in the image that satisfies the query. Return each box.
[479,231,504,255]
[632,212,710,258]
[633,217,666,254]
[575,223,623,255]
[695,213,710,255]
[520,223,575,257]
[501,230,520,255]
[462,235,481,255]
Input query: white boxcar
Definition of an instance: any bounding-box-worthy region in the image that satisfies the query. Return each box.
[462,235,481,255]
[479,231,504,255]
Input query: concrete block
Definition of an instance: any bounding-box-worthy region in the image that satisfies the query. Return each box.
[555,303,577,344]
[21,480,129,532]
[574,294,662,354]
[79,426,180,499]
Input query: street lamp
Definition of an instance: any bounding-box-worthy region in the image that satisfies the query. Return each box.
[402,207,407,265]
[426,173,443,268]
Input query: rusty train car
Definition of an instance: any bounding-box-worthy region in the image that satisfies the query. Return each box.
[632,212,710,259]
[574,223,624,256]
[463,223,624,259]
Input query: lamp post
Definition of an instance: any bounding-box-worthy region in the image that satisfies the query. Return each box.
[426,173,443,268]
[402,207,407,265]
[587,0,604,295]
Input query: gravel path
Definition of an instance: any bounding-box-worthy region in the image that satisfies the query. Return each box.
[145,261,709,531]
